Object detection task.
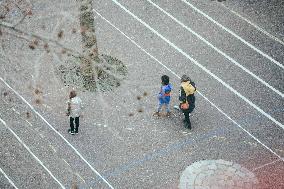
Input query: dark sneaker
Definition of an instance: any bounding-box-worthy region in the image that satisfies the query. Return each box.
[153,112,161,117]
[74,131,78,134]
[68,129,75,135]
[184,123,191,130]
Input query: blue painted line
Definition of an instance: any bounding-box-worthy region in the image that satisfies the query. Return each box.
[90,126,227,186]
[90,107,283,186]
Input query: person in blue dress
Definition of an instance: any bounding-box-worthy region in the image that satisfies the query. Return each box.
[153,75,172,117]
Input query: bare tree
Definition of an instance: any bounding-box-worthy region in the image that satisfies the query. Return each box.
[77,0,99,90]
[0,0,127,92]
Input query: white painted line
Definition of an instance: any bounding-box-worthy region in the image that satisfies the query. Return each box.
[11,108,21,115]
[49,145,57,153]
[0,167,19,189]
[0,118,66,189]
[93,9,283,161]
[146,0,283,98]
[0,78,115,189]
[62,159,72,168]
[220,3,284,46]
[25,120,33,127]
[76,172,86,183]
[106,0,284,130]
[180,0,284,69]
[39,133,45,138]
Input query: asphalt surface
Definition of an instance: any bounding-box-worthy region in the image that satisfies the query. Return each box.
[0,0,283,188]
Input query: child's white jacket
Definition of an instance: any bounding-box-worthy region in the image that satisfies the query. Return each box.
[67,96,83,117]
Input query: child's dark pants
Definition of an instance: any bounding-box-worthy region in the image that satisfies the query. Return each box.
[70,117,79,133]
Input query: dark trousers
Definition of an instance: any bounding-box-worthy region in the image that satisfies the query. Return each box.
[183,110,191,129]
[70,117,79,133]
[184,102,195,129]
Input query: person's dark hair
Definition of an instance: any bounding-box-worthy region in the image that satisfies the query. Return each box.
[161,75,169,85]
[69,90,77,99]
[181,75,191,82]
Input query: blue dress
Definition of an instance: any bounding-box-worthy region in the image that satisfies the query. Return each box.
[158,84,172,104]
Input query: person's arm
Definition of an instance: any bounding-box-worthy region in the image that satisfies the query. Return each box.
[79,98,84,109]
[179,87,186,103]
[158,86,164,98]
[164,84,172,95]
[190,81,197,91]
[66,100,71,116]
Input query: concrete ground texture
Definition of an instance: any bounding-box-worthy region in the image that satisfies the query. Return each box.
[0,0,283,189]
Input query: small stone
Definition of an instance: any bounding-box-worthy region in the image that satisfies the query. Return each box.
[35,99,41,104]
[33,39,39,46]
[29,44,35,50]
[4,5,9,12]
[128,113,134,117]
[58,30,64,38]
[44,43,49,49]
[26,112,31,118]
[34,89,41,95]
[26,10,32,16]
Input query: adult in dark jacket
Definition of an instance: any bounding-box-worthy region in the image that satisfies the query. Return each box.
[178,75,196,129]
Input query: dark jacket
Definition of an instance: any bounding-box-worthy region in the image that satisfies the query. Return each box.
[179,81,196,113]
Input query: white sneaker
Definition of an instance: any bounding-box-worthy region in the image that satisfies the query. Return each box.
[174,105,180,110]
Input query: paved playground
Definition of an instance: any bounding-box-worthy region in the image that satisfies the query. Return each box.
[0,0,283,188]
